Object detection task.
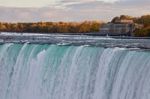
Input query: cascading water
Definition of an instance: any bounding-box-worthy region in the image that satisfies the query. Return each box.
[0,43,150,99]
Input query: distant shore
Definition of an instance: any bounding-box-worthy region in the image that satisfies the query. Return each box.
[0,14,150,37]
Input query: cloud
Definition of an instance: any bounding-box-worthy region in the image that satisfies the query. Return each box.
[61,0,119,4]
[0,0,149,22]
[0,0,59,7]
[0,7,65,22]
[120,0,150,5]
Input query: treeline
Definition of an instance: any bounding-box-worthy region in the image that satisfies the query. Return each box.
[133,15,150,37]
[0,21,101,33]
[111,15,134,23]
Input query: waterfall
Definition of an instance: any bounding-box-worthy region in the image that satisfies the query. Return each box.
[0,43,150,99]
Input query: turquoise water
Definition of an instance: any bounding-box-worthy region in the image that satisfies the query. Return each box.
[0,43,150,99]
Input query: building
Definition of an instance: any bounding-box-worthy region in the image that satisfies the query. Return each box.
[99,19,135,36]
[100,23,135,36]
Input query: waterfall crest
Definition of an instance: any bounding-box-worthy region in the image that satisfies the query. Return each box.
[0,44,150,99]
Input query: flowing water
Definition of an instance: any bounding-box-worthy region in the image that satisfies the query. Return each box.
[0,43,150,99]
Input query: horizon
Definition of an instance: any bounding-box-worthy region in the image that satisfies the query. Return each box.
[0,0,149,22]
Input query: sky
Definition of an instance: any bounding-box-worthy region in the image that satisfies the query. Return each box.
[0,0,149,22]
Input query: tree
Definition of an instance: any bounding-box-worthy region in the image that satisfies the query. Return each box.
[111,17,120,23]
